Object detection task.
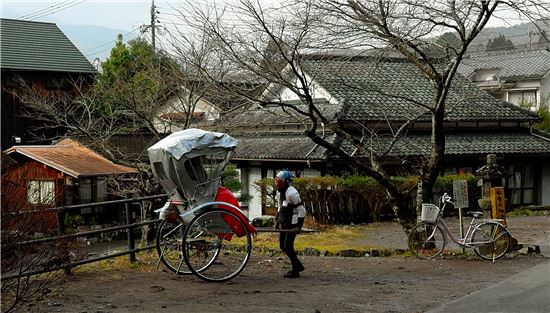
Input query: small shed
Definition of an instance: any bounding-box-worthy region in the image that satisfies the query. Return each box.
[3,138,138,226]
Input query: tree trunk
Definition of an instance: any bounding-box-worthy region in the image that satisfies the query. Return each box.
[423,108,446,203]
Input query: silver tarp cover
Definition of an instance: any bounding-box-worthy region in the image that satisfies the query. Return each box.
[148,128,237,204]
[148,128,237,160]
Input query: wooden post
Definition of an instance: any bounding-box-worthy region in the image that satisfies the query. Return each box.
[126,201,136,262]
[55,208,72,275]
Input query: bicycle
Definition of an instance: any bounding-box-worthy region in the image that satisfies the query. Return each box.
[408,193,511,261]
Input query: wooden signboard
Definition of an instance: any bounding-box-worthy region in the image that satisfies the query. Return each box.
[490,187,506,223]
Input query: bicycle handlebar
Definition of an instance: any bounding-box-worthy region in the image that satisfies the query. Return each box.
[441,193,454,205]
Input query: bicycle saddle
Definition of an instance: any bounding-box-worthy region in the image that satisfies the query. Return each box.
[467,211,484,218]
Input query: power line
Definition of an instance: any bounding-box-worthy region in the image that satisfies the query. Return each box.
[19,0,88,21]
[83,27,142,59]
[18,0,75,19]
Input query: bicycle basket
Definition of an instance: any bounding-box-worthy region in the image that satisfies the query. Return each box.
[421,203,440,222]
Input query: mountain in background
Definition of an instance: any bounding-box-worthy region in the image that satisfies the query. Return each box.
[469,20,550,51]
[58,24,139,62]
[1,7,139,63]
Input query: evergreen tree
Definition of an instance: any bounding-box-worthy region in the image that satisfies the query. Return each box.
[486,34,515,51]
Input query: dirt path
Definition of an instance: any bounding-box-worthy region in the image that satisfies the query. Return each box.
[26,254,546,313]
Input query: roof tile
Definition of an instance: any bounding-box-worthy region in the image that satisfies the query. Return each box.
[301,57,537,122]
[459,49,550,80]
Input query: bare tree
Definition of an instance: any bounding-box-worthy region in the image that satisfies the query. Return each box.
[170,0,548,229]
[1,166,71,313]
[12,34,244,243]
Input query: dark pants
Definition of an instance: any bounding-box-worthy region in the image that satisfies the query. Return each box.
[279,224,304,272]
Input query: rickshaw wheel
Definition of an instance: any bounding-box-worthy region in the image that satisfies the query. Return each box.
[183,209,252,282]
[155,219,192,275]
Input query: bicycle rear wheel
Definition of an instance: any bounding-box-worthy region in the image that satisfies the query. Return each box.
[472,222,510,261]
[183,209,252,282]
[408,222,447,259]
[156,219,191,274]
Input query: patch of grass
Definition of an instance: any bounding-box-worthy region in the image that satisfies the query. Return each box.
[252,225,377,254]
[73,250,159,274]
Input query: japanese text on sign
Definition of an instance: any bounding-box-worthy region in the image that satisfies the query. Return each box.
[453,180,469,209]
[490,187,506,221]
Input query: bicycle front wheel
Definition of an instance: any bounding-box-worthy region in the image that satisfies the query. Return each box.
[472,222,510,261]
[408,222,447,260]
[183,209,252,282]
[156,219,191,275]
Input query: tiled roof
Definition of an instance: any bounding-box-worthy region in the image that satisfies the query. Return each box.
[458,49,550,80]
[6,139,138,177]
[220,100,340,127]
[105,134,159,162]
[228,129,550,161]
[0,18,96,73]
[300,57,537,122]
[232,132,332,160]
[339,129,550,158]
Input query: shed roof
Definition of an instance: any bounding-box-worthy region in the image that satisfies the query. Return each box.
[458,49,550,81]
[0,18,96,73]
[6,139,138,177]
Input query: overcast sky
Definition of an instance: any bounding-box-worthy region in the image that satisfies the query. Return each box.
[2,0,537,30]
[1,0,542,61]
[1,0,174,31]
[1,0,209,60]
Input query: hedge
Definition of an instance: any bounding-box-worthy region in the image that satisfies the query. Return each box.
[255,174,480,224]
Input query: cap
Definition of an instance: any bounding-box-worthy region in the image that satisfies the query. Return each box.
[276,170,293,182]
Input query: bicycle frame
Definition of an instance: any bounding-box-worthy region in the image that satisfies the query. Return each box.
[436,217,493,248]
[426,193,508,248]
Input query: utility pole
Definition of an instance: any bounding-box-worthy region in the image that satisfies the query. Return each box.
[141,0,159,50]
[150,0,157,50]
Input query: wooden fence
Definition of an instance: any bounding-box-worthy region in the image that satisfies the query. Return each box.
[2,195,167,281]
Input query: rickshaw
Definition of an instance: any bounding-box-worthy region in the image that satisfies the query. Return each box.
[148,128,257,282]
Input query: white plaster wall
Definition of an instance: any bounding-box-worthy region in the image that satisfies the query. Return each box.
[247,167,264,219]
[541,75,550,107]
[264,68,339,105]
[303,168,321,177]
[153,96,220,133]
[473,69,499,81]
[542,160,550,206]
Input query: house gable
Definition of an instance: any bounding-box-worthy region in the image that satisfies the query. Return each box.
[154,88,221,133]
[261,66,337,105]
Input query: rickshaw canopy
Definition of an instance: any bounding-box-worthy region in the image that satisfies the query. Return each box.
[148,128,237,204]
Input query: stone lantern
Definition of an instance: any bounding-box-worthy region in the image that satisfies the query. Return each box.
[475,154,509,218]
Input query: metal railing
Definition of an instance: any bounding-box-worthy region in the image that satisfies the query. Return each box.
[2,194,167,281]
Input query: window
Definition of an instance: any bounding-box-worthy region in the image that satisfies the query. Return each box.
[27,180,55,205]
[508,90,538,108]
[508,165,536,206]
